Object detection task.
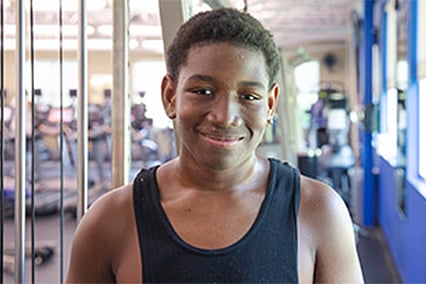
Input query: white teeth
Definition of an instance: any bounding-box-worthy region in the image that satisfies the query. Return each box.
[201,131,242,142]
[211,136,235,141]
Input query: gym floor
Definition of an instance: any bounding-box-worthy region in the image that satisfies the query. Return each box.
[3,215,77,283]
[358,227,402,283]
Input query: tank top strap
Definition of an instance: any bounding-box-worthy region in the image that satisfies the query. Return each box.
[132,165,165,278]
[267,157,301,216]
[133,166,159,218]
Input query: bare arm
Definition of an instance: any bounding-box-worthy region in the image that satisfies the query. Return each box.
[66,190,120,283]
[300,177,364,283]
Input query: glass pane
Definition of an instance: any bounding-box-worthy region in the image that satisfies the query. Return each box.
[419,79,426,179]
[131,60,175,167]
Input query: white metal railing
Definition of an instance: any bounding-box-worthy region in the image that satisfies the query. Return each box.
[0,0,133,282]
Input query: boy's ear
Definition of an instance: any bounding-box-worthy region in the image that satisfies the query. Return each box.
[161,75,177,119]
[267,82,279,117]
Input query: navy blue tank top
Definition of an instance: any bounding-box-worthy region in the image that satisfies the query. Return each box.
[133,158,300,283]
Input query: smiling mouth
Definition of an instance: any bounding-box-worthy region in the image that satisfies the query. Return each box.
[200,132,244,147]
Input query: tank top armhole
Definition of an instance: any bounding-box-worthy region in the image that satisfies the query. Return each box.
[268,158,301,216]
[132,169,146,266]
[132,167,162,265]
[293,166,301,216]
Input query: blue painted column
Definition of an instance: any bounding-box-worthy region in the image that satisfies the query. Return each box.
[406,0,418,183]
[407,0,417,85]
[362,0,376,227]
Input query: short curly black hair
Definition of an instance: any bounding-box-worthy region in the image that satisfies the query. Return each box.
[166,8,281,88]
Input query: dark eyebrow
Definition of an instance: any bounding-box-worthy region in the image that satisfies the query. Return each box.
[187,74,266,90]
[187,74,216,83]
[239,81,267,90]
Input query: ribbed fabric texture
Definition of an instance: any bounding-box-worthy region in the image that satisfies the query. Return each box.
[133,158,300,283]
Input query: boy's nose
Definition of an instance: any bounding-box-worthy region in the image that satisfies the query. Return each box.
[209,95,242,127]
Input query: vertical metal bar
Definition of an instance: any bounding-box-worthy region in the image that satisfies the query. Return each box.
[158,0,192,50]
[29,0,36,281]
[111,0,130,187]
[361,0,375,227]
[276,55,298,165]
[58,0,65,281]
[0,0,5,282]
[15,0,27,282]
[77,0,88,221]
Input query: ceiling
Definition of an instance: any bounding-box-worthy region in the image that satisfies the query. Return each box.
[1,0,363,55]
[245,0,362,51]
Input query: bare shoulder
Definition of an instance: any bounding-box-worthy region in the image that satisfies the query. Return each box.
[298,175,354,244]
[299,175,349,224]
[298,175,364,283]
[66,183,134,283]
[76,183,134,238]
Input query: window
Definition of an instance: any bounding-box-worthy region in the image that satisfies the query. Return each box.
[294,60,320,149]
[29,60,77,107]
[386,88,398,157]
[377,2,406,163]
[417,0,426,181]
[132,60,168,129]
[419,79,426,180]
[418,0,426,79]
[396,60,408,90]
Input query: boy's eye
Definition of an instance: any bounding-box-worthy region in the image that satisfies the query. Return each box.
[240,93,259,101]
[192,89,213,96]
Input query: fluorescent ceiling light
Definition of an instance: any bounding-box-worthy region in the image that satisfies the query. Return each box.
[2,36,153,52]
[27,39,109,50]
[3,24,95,37]
[29,0,108,11]
[29,0,76,11]
[98,25,162,38]
[0,39,72,50]
[130,25,162,37]
[34,39,78,50]
[31,38,140,51]
[33,25,95,36]
[97,25,113,36]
